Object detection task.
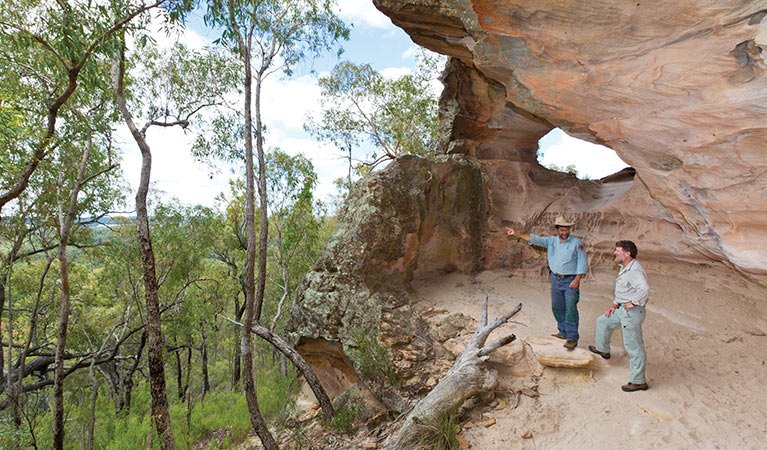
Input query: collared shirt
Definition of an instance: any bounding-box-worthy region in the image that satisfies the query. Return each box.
[529,234,589,275]
[614,259,650,307]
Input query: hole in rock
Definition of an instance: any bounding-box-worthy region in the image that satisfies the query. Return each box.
[537,128,629,180]
[294,338,359,409]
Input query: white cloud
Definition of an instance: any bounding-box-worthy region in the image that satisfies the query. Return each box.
[261,74,323,133]
[538,129,629,180]
[117,124,237,209]
[335,0,391,29]
[131,12,211,51]
[401,44,420,60]
[118,68,350,208]
[380,66,411,79]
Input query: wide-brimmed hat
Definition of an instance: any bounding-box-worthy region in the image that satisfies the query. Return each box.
[554,216,575,227]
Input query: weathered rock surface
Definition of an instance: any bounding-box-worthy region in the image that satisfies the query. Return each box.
[374,0,767,277]
[288,155,487,409]
[525,336,595,368]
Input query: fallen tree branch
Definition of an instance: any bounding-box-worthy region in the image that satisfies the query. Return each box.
[219,314,334,422]
[384,297,522,450]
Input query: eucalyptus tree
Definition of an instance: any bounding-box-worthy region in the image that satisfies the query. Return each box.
[306,51,444,179]
[111,39,237,450]
[201,1,348,445]
[0,96,123,448]
[50,110,121,450]
[264,150,321,334]
[0,0,171,216]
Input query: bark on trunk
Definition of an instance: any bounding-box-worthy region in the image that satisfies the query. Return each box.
[112,49,177,450]
[250,324,334,422]
[201,330,210,397]
[232,11,277,448]
[124,331,146,413]
[175,347,183,400]
[384,298,522,450]
[53,133,94,449]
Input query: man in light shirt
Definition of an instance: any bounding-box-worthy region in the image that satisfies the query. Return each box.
[506,216,589,351]
[588,240,650,392]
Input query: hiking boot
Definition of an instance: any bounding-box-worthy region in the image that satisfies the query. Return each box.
[563,340,577,350]
[621,382,649,392]
[588,345,611,360]
[551,333,566,340]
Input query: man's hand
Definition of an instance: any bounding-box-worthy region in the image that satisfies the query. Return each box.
[605,304,618,317]
[624,302,635,310]
[569,274,582,289]
[506,228,530,242]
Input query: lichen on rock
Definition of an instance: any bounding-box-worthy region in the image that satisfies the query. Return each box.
[288,154,487,409]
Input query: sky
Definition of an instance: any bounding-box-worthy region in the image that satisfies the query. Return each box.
[116,1,627,210]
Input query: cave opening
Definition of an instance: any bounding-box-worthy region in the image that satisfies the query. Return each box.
[537,128,629,180]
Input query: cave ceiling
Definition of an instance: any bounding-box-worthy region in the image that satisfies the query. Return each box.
[374,0,767,276]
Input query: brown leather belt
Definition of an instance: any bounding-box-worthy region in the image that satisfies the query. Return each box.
[553,273,575,279]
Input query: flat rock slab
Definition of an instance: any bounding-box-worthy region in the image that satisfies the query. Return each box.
[525,336,595,368]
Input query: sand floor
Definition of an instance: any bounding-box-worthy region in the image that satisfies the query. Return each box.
[411,267,767,450]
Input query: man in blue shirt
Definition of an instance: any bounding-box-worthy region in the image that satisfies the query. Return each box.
[506,216,589,350]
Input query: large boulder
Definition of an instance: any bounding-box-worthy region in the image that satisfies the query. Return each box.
[288,155,486,410]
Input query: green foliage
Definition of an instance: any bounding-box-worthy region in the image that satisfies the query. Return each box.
[345,325,397,384]
[330,400,362,434]
[203,0,350,77]
[22,362,298,449]
[306,50,445,179]
[400,411,459,450]
[0,420,34,449]
[172,391,251,449]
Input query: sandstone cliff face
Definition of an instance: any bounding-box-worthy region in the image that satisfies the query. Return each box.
[288,155,486,409]
[375,0,767,277]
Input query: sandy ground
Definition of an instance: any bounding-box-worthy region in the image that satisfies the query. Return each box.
[411,266,767,450]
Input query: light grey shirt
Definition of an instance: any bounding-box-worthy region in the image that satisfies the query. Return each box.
[614,259,650,307]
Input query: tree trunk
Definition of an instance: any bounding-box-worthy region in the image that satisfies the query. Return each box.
[234,23,278,447]
[384,298,522,450]
[53,133,94,449]
[232,296,242,388]
[124,331,146,413]
[250,324,334,422]
[0,281,5,389]
[112,48,177,450]
[87,331,113,450]
[174,347,184,400]
[184,346,191,400]
[201,330,210,397]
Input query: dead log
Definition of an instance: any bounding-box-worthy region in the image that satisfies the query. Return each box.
[385,297,522,450]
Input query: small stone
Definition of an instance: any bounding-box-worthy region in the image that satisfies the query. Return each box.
[462,421,476,429]
[519,426,533,439]
[521,388,539,398]
[483,417,496,428]
[479,390,495,404]
[456,435,470,449]
[509,391,521,409]
[494,399,507,410]
[426,377,438,387]
[363,442,378,449]
[443,338,467,357]
[401,350,419,361]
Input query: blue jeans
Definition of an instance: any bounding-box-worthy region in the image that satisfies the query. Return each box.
[595,305,647,384]
[550,273,580,342]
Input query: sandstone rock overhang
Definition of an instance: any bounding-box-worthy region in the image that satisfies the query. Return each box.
[374,0,767,277]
